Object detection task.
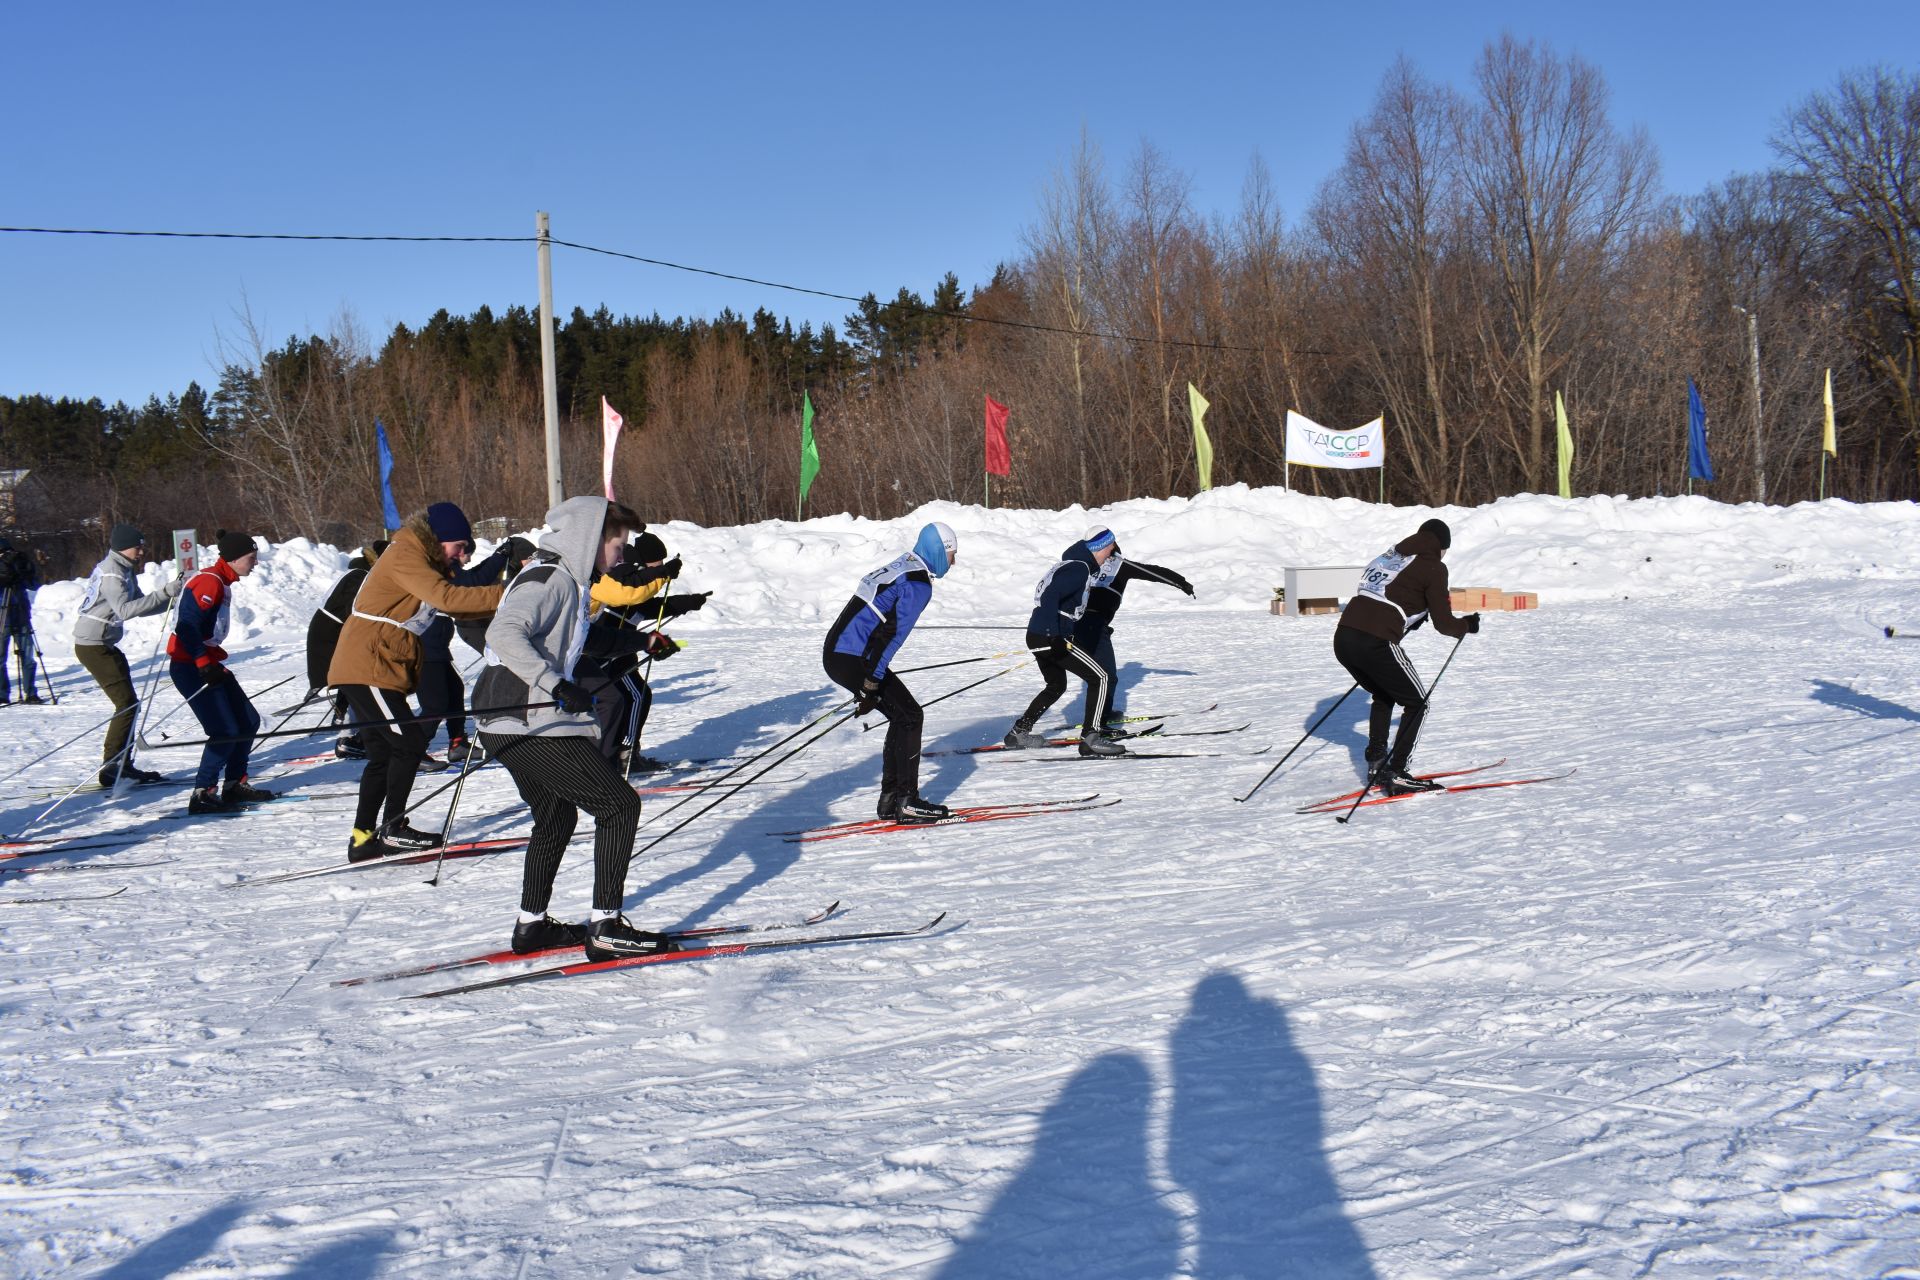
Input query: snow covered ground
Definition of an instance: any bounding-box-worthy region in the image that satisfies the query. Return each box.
[2,488,1917,1278]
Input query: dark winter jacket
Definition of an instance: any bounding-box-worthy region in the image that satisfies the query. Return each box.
[1337,528,1470,643]
[1026,542,1100,638]
[0,541,39,631]
[1076,554,1193,642]
[306,543,386,689]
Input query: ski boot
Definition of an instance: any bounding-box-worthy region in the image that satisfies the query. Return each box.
[446,735,485,766]
[1077,731,1128,758]
[334,735,367,761]
[513,915,589,954]
[895,795,951,823]
[378,820,444,853]
[584,915,676,961]
[1381,766,1443,797]
[187,786,234,815]
[1002,718,1048,750]
[347,827,384,863]
[222,778,275,805]
[416,752,451,774]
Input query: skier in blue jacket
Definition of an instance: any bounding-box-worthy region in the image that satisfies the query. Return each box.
[822,521,958,822]
[1004,527,1126,756]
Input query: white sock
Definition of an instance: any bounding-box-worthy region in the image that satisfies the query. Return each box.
[517,910,544,924]
[590,908,618,922]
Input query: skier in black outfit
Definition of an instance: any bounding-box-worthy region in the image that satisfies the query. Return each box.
[822,522,958,822]
[416,541,510,769]
[307,541,389,759]
[1333,517,1479,795]
[574,533,709,771]
[1005,526,1168,757]
[0,536,45,704]
[1072,529,1194,731]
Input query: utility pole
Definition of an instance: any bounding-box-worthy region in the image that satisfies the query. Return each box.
[537,211,563,508]
[1733,304,1765,504]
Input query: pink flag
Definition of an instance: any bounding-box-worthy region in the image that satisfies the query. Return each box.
[601,396,624,501]
[984,395,1011,477]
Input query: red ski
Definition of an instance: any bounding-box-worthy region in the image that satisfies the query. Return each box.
[1299,768,1574,814]
[336,900,845,987]
[1293,760,1508,813]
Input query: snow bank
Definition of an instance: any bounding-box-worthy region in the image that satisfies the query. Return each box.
[29,489,1919,648]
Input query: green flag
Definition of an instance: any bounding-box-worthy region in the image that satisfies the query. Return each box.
[1188,382,1214,492]
[1555,390,1574,499]
[798,391,821,519]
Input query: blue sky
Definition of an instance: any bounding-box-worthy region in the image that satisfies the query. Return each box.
[3,1,1914,406]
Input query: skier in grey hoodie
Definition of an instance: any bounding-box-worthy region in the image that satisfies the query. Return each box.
[73,524,184,785]
[473,496,672,961]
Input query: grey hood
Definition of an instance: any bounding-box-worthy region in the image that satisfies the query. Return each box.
[540,496,610,585]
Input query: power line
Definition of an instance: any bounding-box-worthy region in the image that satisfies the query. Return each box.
[0,223,1329,359]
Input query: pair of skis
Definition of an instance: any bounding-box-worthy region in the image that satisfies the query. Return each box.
[331,901,949,998]
[1294,760,1573,814]
[771,794,1120,843]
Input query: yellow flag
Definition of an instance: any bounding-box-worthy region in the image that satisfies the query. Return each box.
[1555,391,1574,498]
[1188,382,1214,492]
[1822,369,1836,456]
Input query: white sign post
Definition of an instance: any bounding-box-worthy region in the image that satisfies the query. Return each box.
[172,528,197,576]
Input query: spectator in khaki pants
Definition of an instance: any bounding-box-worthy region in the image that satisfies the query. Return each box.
[72,524,182,786]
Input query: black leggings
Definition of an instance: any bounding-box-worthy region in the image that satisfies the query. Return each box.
[339,685,430,831]
[479,731,643,915]
[822,651,923,798]
[1018,630,1110,736]
[1332,628,1428,769]
[416,658,467,743]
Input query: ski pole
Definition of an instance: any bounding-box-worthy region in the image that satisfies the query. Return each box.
[632,706,855,861]
[25,633,58,705]
[0,705,133,788]
[861,658,1029,731]
[1335,638,1464,825]
[143,671,301,747]
[895,649,1024,675]
[128,627,172,753]
[1233,681,1361,803]
[425,735,483,886]
[142,694,567,750]
[635,696,855,833]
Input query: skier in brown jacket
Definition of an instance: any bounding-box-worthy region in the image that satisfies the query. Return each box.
[1333,518,1479,795]
[328,502,504,861]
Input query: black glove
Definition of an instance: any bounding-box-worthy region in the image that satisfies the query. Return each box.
[854,677,882,717]
[551,679,595,713]
[660,555,683,581]
[1463,612,1482,635]
[1166,570,1196,597]
[608,560,673,589]
[644,631,678,660]
[503,536,536,576]
[659,591,710,619]
[1405,613,1428,633]
[200,663,233,687]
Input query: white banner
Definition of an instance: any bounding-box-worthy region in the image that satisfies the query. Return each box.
[1285,410,1385,470]
[172,528,198,576]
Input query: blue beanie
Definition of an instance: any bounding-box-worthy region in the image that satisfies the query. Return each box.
[425,502,473,545]
[1083,526,1117,554]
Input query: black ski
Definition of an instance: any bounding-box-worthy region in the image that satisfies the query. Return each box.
[2,886,128,904]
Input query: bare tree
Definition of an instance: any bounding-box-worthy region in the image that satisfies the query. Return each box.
[1459,35,1659,490]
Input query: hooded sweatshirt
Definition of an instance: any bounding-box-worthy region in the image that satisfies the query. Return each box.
[1337,527,1470,643]
[73,549,177,647]
[473,495,608,738]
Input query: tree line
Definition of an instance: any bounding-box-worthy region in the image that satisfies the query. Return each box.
[3,40,1914,578]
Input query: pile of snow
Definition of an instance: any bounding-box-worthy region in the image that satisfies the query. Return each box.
[30,488,1920,645]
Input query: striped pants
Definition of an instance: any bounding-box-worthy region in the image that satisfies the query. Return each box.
[1333,627,1428,770]
[1018,631,1110,737]
[479,732,642,915]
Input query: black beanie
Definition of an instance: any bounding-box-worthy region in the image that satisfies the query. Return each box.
[1417,518,1452,550]
[627,532,668,564]
[216,530,257,562]
[110,524,146,552]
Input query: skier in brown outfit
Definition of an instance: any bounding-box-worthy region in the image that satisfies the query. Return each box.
[1333,517,1479,795]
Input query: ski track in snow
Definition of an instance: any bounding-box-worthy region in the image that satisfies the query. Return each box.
[2,492,1918,1277]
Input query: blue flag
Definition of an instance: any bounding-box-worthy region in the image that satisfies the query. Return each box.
[375,421,402,531]
[1687,380,1714,483]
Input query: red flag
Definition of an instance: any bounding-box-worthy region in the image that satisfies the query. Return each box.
[983,395,1011,476]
